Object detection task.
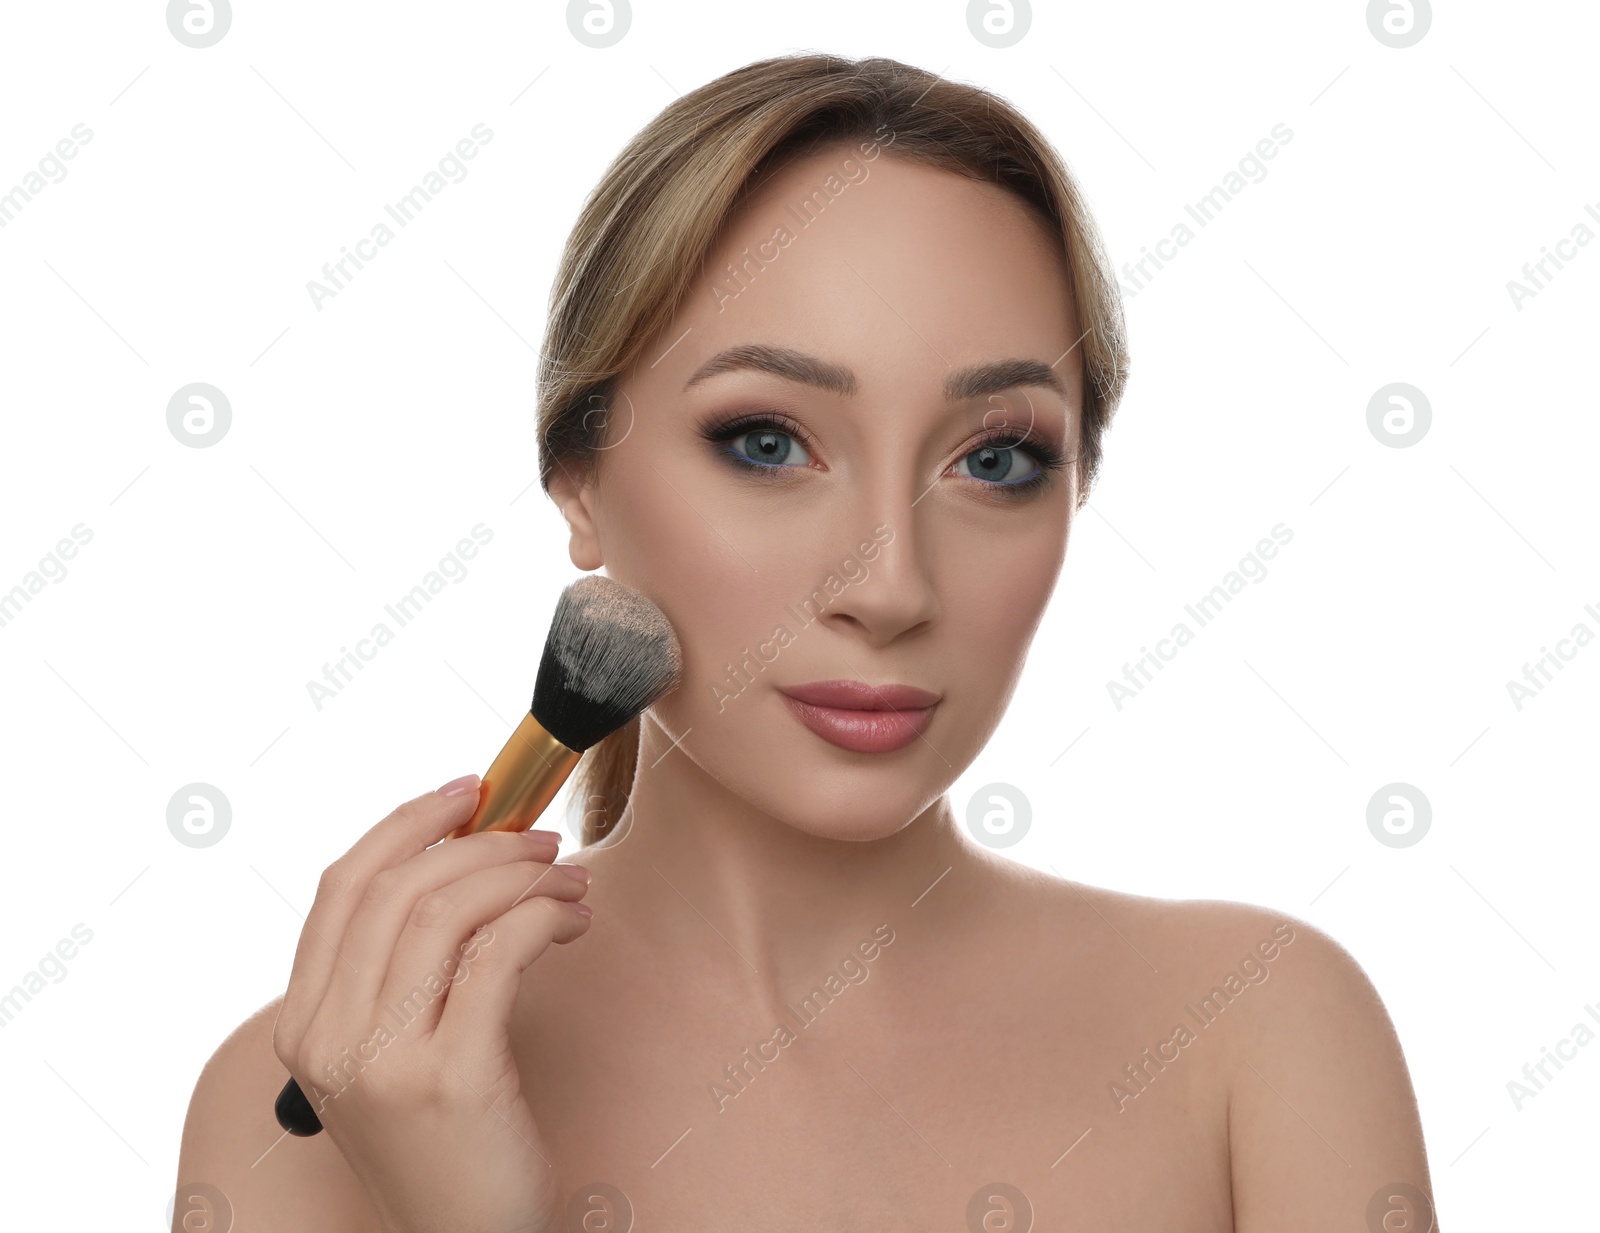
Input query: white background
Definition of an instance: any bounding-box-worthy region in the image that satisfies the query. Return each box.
[0,1,1594,1227]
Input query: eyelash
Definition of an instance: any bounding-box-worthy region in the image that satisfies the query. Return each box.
[699,410,813,476]
[699,411,1067,498]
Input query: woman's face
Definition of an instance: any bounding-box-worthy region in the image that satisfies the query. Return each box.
[554,142,1085,841]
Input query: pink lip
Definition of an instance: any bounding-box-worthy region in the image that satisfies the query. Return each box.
[778,679,941,753]
[780,679,941,709]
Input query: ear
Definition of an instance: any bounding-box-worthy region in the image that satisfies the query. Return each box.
[547,457,603,571]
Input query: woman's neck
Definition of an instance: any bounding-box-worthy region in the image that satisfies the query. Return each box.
[579,713,982,1001]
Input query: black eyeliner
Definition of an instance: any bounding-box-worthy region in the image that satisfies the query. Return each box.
[698,410,814,478]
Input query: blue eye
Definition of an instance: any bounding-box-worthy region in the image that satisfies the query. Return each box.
[955,442,1042,486]
[700,411,1064,499]
[725,427,812,469]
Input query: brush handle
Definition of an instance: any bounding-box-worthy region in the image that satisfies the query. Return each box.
[449,712,583,838]
[271,715,583,1137]
[275,1075,323,1135]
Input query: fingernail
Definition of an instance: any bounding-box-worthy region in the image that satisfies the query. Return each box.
[556,863,591,883]
[572,903,594,918]
[525,829,563,842]
[437,774,480,797]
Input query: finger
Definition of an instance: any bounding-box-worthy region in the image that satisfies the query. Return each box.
[326,827,561,1011]
[277,776,560,1053]
[278,782,484,1051]
[372,860,591,1033]
[433,895,593,1052]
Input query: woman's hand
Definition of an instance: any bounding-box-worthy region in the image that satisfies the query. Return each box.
[271,774,592,1233]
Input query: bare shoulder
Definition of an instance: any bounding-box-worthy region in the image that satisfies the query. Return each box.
[1011,866,1373,1008]
[1025,870,1415,1076]
[993,859,1307,983]
[1020,870,1438,1231]
[175,994,377,1232]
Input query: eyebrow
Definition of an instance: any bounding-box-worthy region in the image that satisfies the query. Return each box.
[682,343,1070,402]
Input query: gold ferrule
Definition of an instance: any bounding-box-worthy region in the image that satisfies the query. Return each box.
[449,711,583,839]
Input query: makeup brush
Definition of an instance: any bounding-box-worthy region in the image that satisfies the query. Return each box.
[274,574,681,1136]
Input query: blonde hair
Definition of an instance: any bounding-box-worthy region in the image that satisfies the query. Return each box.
[537,53,1130,845]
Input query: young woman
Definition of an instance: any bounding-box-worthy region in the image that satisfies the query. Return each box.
[177,54,1435,1232]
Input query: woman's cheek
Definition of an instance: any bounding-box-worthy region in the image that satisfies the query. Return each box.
[653,581,787,731]
[948,531,1060,685]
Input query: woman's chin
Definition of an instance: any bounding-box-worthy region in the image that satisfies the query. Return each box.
[756,788,942,844]
[791,816,914,843]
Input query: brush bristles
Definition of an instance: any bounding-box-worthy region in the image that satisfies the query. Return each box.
[531,575,683,751]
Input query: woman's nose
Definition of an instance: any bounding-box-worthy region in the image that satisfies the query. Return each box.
[812,504,940,648]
